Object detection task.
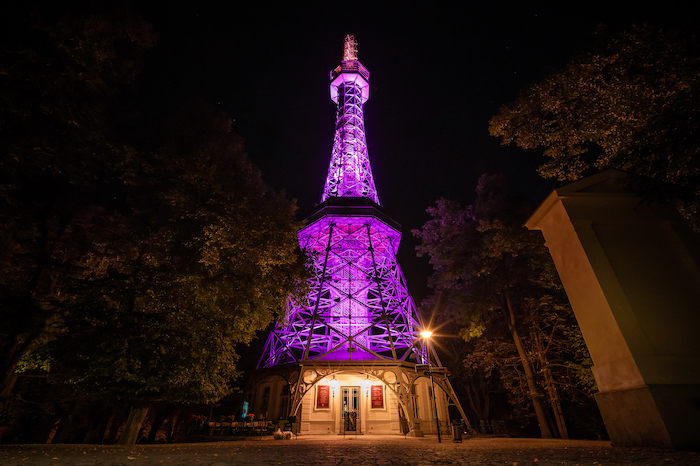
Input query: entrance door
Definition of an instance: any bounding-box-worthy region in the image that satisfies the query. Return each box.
[341,387,360,433]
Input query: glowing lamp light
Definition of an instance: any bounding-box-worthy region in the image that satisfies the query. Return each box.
[330,377,339,396]
[420,330,433,339]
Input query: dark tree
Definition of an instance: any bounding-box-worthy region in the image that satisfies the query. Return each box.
[0,3,157,401]
[489,25,700,229]
[0,5,308,445]
[414,175,595,438]
[50,102,307,444]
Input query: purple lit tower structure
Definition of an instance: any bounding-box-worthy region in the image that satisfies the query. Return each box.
[250,36,469,437]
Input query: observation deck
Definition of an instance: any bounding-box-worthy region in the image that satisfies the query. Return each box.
[330,61,370,103]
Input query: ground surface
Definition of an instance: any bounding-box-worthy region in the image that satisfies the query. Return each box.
[1,436,698,466]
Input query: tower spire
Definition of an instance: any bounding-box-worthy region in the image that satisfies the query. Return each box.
[342,34,358,61]
[322,35,379,204]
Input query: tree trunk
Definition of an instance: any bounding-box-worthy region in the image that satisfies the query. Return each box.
[0,372,18,399]
[542,364,568,438]
[503,288,553,439]
[166,407,183,443]
[98,405,121,444]
[0,338,29,398]
[146,404,169,443]
[51,413,75,444]
[116,405,150,445]
[105,404,129,444]
[532,330,569,439]
[83,407,113,444]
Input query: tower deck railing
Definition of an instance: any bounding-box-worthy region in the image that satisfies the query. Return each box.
[331,61,370,80]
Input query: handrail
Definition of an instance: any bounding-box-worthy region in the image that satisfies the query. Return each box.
[331,61,370,81]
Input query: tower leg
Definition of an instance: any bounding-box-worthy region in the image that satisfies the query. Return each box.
[436,376,476,435]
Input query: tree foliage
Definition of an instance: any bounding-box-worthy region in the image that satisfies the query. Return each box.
[489,24,700,227]
[0,3,158,398]
[0,3,307,442]
[414,175,544,333]
[414,175,600,438]
[51,102,307,406]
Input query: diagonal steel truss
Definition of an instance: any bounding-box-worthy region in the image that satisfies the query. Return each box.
[258,208,427,368]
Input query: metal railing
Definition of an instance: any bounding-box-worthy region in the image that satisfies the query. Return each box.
[331,62,370,81]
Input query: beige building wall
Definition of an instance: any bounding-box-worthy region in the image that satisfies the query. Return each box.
[299,373,399,435]
[526,170,700,449]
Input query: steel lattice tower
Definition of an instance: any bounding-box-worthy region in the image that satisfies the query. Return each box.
[258,35,427,368]
[252,36,472,437]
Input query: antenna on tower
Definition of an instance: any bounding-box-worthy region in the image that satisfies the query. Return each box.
[343,34,358,61]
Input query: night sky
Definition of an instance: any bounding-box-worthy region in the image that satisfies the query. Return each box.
[132,2,699,303]
[9,2,698,303]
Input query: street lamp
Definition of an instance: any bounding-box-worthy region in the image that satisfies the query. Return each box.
[421,330,441,443]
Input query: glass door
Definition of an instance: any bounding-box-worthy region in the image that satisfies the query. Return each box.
[341,387,360,432]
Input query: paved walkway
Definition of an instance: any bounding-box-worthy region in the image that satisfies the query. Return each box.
[1,435,698,466]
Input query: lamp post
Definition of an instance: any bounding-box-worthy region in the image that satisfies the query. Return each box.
[420,330,441,443]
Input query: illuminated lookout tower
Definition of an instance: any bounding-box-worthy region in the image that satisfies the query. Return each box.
[253,35,469,437]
